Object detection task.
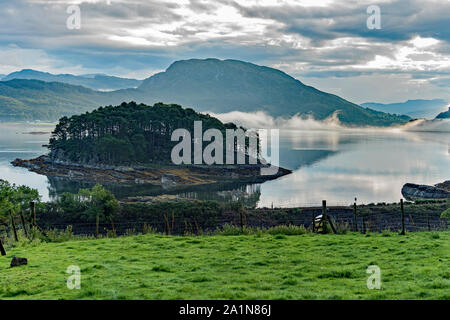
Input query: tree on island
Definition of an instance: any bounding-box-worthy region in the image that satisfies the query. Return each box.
[48,102,258,166]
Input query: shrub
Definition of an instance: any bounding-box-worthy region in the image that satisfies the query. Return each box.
[441,208,450,219]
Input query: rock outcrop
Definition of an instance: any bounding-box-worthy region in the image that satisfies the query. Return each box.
[12,155,291,187]
[402,182,450,200]
[10,256,28,267]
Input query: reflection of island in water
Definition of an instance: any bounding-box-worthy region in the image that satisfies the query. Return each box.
[45,146,337,207]
[47,175,263,207]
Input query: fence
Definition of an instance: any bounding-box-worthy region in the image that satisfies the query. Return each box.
[5,200,445,238]
[1,200,448,243]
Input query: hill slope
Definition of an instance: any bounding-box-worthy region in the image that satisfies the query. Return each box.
[137,59,410,126]
[436,107,450,119]
[361,99,448,119]
[2,69,142,91]
[0,59,410,126]
[0,79,124,121]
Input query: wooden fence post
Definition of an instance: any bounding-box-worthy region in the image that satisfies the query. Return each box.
[311,213,315,232]
[30,201,36,227]
[164,214,170,235]
[193,218,200,235]
[240,211,244,230]
[19,210,29,239]
[320,200,336,234]
[408,210,417,231]
[322,200,327,219]
[95,213,99,238]
[10,210,18,242]
[171,212,175,234]
[361,216,366,234]
[353,202,358,232]
[110,218,116,236]
[400,199,406,235]
[327,216,337,234]
[0,238,6,256]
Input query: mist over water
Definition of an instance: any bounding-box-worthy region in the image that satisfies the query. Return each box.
[210,110,450,132]
[209,111,345,131]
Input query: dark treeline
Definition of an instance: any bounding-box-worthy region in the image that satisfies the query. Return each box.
[48,101,258,165]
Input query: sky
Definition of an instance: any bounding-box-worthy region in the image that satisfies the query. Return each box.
[0,0,449,104]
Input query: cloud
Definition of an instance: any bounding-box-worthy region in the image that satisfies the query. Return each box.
[0,0,449,103]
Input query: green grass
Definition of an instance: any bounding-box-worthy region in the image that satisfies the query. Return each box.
[0,231,449,300]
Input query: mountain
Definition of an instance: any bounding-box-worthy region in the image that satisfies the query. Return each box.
[0,59,410,126]
[2,69,142,91]
[436,107,450,119]
[137,59,410,126]
[361,99,448,119]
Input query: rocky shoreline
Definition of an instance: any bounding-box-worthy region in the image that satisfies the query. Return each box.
[402,181,450,200]
[11,155,291,188]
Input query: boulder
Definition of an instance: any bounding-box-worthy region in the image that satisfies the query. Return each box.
[434,180,450,192]
[402,183,450,200]
[10,256,28,267]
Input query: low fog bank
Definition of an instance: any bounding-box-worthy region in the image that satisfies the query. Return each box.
[209,111,345,131]
[401,119,450,132]
[208,110,450,133]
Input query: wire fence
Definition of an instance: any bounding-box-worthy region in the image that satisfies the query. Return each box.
[1,200,448,240]
[27,205,449,237]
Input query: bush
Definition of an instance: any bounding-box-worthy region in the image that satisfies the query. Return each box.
[441,208,450,219]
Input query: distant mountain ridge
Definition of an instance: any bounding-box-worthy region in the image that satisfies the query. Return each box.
[0,59,410,126]
[2,69,142,91]
[136,59,409,126]
[361,99,448,119]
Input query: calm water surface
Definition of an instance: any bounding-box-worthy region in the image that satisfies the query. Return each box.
[0,123,449,207]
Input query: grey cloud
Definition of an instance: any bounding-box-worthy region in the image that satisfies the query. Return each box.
[0,0,448,103]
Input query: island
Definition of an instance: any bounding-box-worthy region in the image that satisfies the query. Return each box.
[12,102,291,188]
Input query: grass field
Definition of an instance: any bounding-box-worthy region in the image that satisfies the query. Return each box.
[0,231,449,300]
